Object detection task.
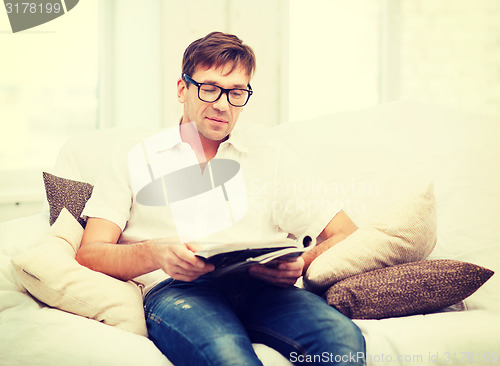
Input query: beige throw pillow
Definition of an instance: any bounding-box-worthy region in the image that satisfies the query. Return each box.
[304,182,437,293]
[11,208,147,336]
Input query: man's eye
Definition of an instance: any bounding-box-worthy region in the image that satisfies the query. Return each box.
[230,90,244,98]
[201,86,218,94]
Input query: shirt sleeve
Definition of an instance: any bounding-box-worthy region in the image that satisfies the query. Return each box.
[271,144,343,241]
[81,140,133,231]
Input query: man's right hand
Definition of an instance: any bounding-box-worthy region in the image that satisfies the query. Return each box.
[147,240,214,282]
[77,217,213,282]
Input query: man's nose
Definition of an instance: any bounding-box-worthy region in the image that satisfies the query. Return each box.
[213,92,230,111]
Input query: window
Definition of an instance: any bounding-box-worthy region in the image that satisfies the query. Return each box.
[289,0,380,122]
[288,0,500,121]
[399,0,500,117]
[0,0,99,171]
[0,0,98,220]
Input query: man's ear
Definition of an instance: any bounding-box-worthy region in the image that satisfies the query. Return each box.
[177,78,187,103]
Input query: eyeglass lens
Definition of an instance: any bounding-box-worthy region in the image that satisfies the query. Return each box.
[199,84,249,107]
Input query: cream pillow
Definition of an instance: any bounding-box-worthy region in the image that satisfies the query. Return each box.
[304,182,437,293]
[11,208,147,336]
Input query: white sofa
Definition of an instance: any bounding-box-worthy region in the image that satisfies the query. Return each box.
[1,100,499,366]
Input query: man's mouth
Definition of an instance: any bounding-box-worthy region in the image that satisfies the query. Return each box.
[206,117,228,124]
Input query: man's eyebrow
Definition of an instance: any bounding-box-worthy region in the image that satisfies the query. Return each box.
[203,80,248,89]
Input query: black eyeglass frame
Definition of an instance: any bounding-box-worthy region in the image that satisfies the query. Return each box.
[182,73,253,107]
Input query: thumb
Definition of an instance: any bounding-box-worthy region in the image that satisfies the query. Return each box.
[185,242,202,253]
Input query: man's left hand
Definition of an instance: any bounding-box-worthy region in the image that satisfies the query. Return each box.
[248,256,304,287]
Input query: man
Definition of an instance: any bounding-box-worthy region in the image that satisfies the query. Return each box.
[77,32,365,365]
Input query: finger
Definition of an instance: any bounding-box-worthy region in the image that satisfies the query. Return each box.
[185,242,202,252]
[169,271,202,282]
[184,243,215,271]
[171,244,213,271]
[250,263,301,276]
[164,260,215,281]
[171,258,214,275]
[257,265,301,278]
[248,265,301,286]
[263,257,304,275]
[249,270,297,287]
[276,260,303,272]
[263,270,302,283]
[160,254,213,281]
[168,263,211,276]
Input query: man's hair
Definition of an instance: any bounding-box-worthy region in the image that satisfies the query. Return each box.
[182,32,256,81]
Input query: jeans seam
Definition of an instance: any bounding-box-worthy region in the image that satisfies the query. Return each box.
[232,275,249,303]
[145,310,216,366]
[246,324,308,357]
[145,312,162,325]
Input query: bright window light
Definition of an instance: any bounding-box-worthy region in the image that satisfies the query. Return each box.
[0,0,99,171]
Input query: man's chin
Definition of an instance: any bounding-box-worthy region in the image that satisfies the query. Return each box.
[201,129,230,142]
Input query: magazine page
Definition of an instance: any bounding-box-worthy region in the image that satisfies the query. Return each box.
[195,235,315,276]
[194,237,301,259]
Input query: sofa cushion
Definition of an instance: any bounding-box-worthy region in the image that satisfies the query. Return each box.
[325,259,494,319]
[304,182,437,293]
[11,208,147,336]
[43,172,93,227]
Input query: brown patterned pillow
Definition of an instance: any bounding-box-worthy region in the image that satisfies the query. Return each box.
[43,172,93,227]
[324,259,494,319]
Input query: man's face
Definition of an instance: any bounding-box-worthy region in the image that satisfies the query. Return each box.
[178,64,250,142]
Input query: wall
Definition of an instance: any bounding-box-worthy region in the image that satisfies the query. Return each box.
[159,0,289,128]
[399,0,500,117]
[289,0,381,121]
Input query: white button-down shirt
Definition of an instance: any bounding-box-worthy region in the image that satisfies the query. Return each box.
[83,123,341,294]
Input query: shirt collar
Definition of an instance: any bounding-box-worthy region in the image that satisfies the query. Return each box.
[153,122,249,154]
[152,125,184,154]
[221,126,249,153]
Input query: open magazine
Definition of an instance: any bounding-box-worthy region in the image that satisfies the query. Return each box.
[195,236,314,277]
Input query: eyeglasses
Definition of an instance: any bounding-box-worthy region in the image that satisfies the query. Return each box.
[183,74,253,107]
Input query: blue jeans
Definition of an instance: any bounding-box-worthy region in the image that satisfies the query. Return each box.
[144,275,365,366]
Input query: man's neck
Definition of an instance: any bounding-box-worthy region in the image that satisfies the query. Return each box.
[198,137,220,162]
[179,121,226,164]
